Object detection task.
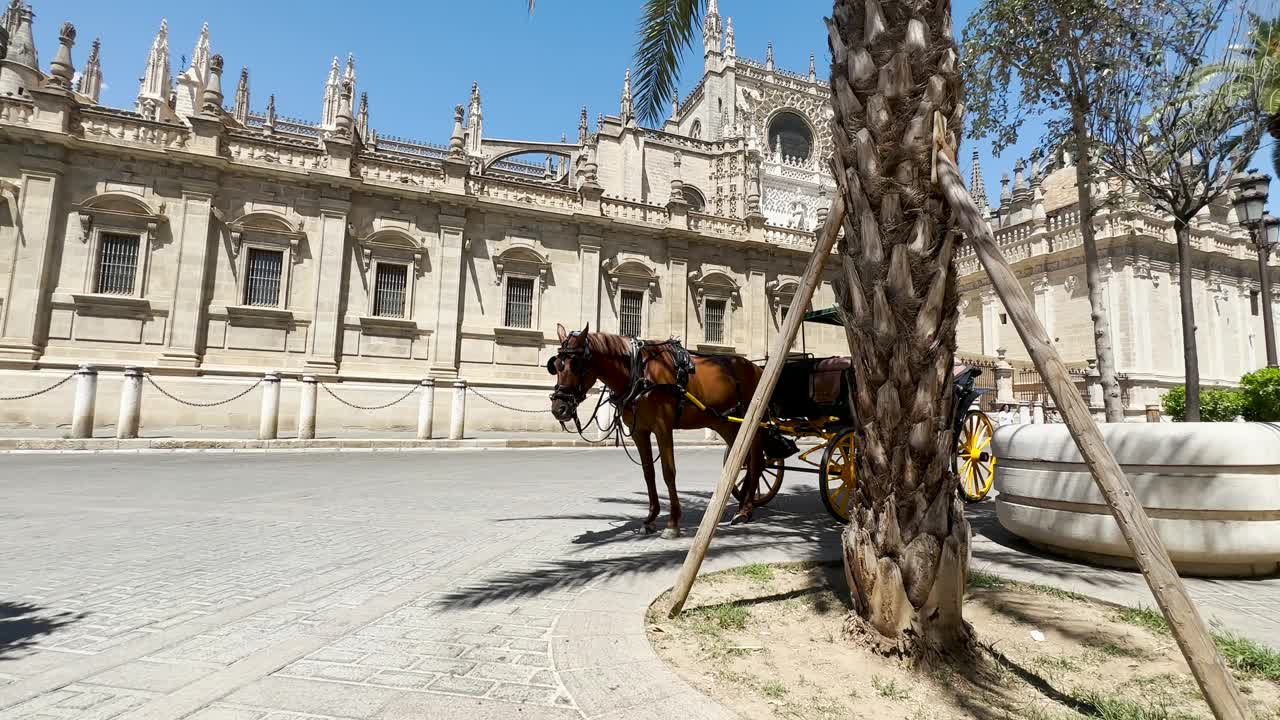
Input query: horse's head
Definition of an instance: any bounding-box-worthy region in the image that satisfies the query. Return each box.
[547,322,595,422]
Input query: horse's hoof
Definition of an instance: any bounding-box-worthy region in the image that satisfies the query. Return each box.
[643,522,658,534]
[730,511,752,525]
[660,527,681,540]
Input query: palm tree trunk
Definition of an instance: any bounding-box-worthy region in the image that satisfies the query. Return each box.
[1174,218,1202,421]
[828,0,972,656]
[1070,107,1125,422]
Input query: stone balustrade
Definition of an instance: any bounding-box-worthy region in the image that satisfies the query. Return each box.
[600,196,669,224]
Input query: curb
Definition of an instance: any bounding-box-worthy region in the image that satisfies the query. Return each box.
[0,437,725,454]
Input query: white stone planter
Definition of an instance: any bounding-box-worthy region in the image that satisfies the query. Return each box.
[992,422,1280,577]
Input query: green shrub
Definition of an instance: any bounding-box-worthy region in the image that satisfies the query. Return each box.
[1239,367,1280,422]
[1160,386,1243,422]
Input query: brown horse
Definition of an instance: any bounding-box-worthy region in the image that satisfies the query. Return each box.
[547,323,768,537]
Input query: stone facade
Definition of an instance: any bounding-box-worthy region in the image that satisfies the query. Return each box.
[0,0,1274,433]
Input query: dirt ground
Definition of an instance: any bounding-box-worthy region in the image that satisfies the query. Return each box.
[647,563,1280,720]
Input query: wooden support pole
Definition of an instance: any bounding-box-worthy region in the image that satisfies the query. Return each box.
[936,153,1247,720]
[668,195,846,617]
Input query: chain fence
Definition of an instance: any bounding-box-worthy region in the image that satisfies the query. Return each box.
[145,374,264,407]
[319,381,418,411]
[0,372,76,401]
[466,385,555,414]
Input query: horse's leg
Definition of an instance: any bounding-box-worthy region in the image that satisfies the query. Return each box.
[633,430,661,534]
[657,424,681,539]
[730,431,765,525]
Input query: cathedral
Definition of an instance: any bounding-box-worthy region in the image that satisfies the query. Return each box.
[0,0,1273,433]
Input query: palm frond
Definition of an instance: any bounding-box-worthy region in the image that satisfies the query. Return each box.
[632,0,704,126]
[527,0,536,13]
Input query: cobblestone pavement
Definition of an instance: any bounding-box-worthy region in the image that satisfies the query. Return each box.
[0,451,1275,720]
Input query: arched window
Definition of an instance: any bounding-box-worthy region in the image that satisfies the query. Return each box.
[767,111,814,161]
[690,120,702,139]
[681,186,707,212]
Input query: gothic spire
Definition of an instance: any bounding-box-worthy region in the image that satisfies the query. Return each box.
[970,150,989,215]
[765,41,774,71]
[619,68,633,124]
[357,91,368,139]
[5,1,35,69]
[321,56,339,128]
[233,66,249,123]
[334,78,353,138]
[448,104,465,159]
[465,82,483,155]
[577,105,588,144]
[264,93,276,132]
[137,18,171,117]
[343,52,356,96]
[48,22,75,90]
[807,53,816,83]
[702,0,722,58]
[190,22,210,82]
[724,17,735,59]
[77,38,102,102]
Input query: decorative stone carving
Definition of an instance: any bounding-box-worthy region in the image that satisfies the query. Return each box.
[602,255,660,296]
[1064,275,1079,295]
[688,266,740,305]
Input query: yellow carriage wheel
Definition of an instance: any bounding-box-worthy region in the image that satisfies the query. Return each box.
[727,450,785,507]
[956,410,997,502]
[819,429,858,523]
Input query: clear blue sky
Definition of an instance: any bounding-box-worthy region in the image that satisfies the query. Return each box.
[33,0,1276,212]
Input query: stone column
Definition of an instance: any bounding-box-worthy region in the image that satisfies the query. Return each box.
[431,212,467,377]
[746,260,767,360]
[1031,399,1044,425]
[0,168,63,368]
[449,379,466,440]
[417,379,435,440]
[297,375,318,440]
[305,202,351,374]
[258,371,281,440]
[980,289,1001,356]
[70,364,97,439]
[668,240,689,342]
[1146,404,1162,423]
[1031,274,1054,345]
[1018,400,1031,425]
[159,187,216,371]
[994,348,1015,406]
[578,233,602,331]
[116,366,143,439]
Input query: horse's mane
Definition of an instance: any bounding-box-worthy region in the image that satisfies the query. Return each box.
[585,331,633,357]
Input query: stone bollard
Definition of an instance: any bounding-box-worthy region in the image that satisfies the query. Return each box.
[297,375,318,440]
[70,364,98,439]
[116,366,143,439]
[1031,399,1045,425]
[597,398,615,442]
[449,380,466,440]
[993,347,1015,407]
[417,379,435,440]
[1146,404,1162,423]
[258,372,281,440]
[1018,400,1031,425]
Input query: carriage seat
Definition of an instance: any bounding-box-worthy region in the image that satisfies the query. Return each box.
[810,357,852,405]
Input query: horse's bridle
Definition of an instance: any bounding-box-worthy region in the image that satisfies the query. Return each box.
[548,333,593,414]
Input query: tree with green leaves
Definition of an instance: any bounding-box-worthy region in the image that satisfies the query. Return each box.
[961,0,1152,423]
[1192,13,1280,177]
[1092,0,1265,421]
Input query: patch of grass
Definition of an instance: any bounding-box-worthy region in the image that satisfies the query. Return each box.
[1032,654,1081,680]
[871,674,910,701]
[1027,583,1089,603]
[1212,630,1280,682]
[1112,606,1171,636]
[760,679,787,699]
[1083,637,1144,660]
[732,563,775,583]
[968,570,1007,590]
[685,602,750,632]
[1071,689,1197,720]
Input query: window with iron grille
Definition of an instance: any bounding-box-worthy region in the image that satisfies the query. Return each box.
[95,233,140,295]
[705,299,726,344]
[244,248,284,307]
[505,276,535,328]
[619,289,643,337]
[373,263,408,318]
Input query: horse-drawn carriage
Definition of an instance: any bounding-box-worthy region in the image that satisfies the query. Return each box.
[727,307,997,523]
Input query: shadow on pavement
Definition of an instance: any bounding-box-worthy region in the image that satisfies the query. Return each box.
[0,601,83,659]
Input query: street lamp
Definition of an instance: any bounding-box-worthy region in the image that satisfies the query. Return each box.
[1232,169,1278,367]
